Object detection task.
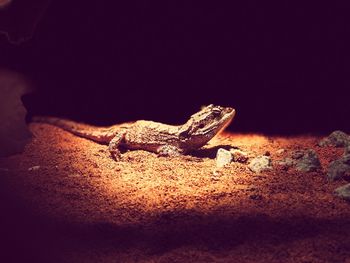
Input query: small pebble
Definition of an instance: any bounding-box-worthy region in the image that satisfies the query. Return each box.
[327,157,350,181]
[292,151,304,160]
[230,149,249,163]
[216,148,233,168]
[249,156,272,173]
[278,158,295,170]
[28,165,40,171]
[211,168,222,179]
[295,149,321,172]
[318,130,350,147]
[334,183,350,201]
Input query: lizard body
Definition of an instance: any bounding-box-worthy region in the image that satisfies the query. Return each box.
[33,104,235,160]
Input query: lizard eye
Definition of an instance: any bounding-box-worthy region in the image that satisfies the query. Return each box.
[198,123,205,129]
[213,107,221,113]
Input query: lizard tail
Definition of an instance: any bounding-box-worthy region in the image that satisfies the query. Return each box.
[32,116,116,144]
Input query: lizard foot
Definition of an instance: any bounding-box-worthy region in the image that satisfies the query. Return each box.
[108,131,126,161]
[110,150,122,161]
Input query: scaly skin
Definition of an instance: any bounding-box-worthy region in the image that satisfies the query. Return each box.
[33,104,236,160]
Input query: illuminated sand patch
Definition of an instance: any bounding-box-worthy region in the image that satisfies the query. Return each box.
[1,124,350,262]
[0,124,346,220]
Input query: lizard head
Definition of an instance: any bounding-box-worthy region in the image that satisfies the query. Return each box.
[179,104,235,148]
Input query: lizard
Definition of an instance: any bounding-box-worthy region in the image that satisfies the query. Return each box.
[32,104,235,160]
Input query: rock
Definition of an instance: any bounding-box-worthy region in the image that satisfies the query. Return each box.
[291,151,304,160]
[249,156,272,173]
[230,149,249,163]
[278,149,321,172]
[327,155,350,181]
[276,149,286,155]
[334,183,350,201]
[318,130,350,147]
[212,168,223,177]
[28,165,40,171]
[278,158,295,170]
[295,150,321,172]
[216,148,232,168]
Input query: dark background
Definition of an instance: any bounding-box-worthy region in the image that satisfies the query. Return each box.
[1,1,350,134]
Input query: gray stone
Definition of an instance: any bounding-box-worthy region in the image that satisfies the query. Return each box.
[334,183,350,201]
[216,148,233,168]
[278,158,295,170]
[327,155,350,181]
[249,156,272,173]
[318,130,350,147]
[291,151,304,160]
[295,150,321,172]
[28,165,40,171]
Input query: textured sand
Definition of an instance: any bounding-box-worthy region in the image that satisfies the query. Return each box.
[1,123,350,262]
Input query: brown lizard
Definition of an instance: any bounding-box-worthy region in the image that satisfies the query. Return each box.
[33,104,235,160]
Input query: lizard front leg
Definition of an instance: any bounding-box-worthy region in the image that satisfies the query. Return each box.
[108,130,127,160]
[156,144,184,157]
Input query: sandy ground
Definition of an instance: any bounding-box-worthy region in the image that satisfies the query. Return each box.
[1,123,350,262]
